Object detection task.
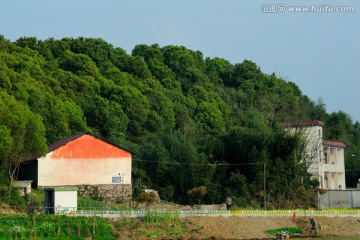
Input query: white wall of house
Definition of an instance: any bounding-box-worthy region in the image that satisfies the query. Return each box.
[286,122,346,190]
[37,151,132,187]
[287,124,323,175]
[321,146,346,190]
[304,125,323,175]
[53,188,78,214]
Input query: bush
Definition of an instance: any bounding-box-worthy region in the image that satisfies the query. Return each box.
[0,185,26,210]
[132,186,144,199]
[159,185,175,201]
[26,196,41,214]
[137,192,157,208]
[187,186,207,205]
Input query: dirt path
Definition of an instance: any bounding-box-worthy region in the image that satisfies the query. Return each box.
[114,215,360,239]
[184,215,360,239]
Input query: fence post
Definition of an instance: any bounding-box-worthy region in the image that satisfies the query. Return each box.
[32,214,36,238]
[93,207,96,235]
[57,210,61,236]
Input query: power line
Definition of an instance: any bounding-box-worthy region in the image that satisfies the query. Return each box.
[132,158,262,166]
[133,157,267,210]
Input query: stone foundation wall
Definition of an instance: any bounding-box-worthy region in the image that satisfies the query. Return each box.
[76,184,132,204]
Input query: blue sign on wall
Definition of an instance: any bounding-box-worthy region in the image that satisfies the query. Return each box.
[112,176,122,184]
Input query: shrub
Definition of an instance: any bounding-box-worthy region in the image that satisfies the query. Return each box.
[187,186,207,205]
[0,185,26,210]
[137,192,157,208]
[132,186,143,199]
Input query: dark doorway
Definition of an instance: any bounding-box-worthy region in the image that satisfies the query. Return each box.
[44,189,55,214]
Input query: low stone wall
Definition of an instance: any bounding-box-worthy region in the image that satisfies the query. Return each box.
[76,184,132,204]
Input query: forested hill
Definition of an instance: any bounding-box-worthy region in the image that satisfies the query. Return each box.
[1,36,359,207]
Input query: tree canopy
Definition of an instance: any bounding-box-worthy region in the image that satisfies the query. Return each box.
[0,36,359,208]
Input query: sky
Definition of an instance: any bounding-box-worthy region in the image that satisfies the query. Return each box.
[1,0,359,121]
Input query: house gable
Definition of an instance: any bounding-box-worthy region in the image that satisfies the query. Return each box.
[50,133,131,159]
[36,133,132,187]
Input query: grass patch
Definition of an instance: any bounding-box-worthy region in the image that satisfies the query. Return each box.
[110,203,131,210]
[266,227,303,235]
[114,218,140,228]
[144,210,180,223]
[29,188,45,204]
[0,214,116,239]
[128,221,187,239]
[112,212,188,239]
[78,198,106,210]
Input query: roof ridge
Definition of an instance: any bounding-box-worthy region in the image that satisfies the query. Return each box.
[47,132,134,154]
[323,141,346,148]
[47,132,87,152]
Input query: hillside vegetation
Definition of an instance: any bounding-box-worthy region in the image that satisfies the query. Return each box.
[0,35,359,208]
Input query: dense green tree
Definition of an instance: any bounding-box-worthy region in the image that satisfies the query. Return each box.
[58,50,100,77]
[109,85,150,138]
[0,36,357,207]
[0,64,12,91]
[205,57,233,86]
[82,95,128,141]
[0,90,47,187]
[128,56,152,79]
[195,102,226,134]
[132,44,163,62]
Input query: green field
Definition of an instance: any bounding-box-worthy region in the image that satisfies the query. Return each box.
[0,214,116,239]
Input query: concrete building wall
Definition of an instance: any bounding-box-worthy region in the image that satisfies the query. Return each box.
[37,154,131,186]
[285,122,346,190]
[318,190,360,209]
[303,125,323,175]
[322,147,346,190]
[54,189,78,213]
[37,134,132,187]
[338,173,346,190]
[287,124,323,175]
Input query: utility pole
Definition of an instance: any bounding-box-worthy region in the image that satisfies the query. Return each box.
[264,162,266,211]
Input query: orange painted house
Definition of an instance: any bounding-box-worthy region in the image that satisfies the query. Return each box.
[18,133,132,188]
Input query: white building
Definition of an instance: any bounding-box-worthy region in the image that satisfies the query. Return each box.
[13,180,33,196]
[18,133,133,202]
[19,133,132,187]
[44,187,78,214]
[284,121,346,190]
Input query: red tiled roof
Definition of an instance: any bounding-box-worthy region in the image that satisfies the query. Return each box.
[48,132,134,154]
[48,133,85,152]
[323,141,346,148]
[282,121,325,128]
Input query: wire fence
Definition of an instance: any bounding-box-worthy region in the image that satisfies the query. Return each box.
[3,205,360,217]
[2,206,360,239]
[238,209,360,216]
